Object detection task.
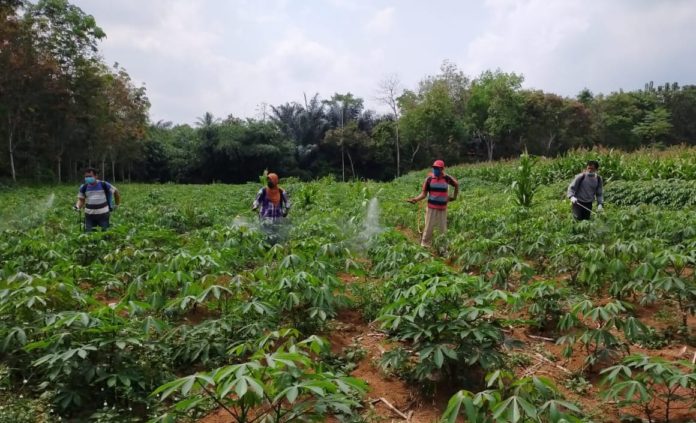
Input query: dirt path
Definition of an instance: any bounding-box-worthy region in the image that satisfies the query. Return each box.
[328,306,447,423]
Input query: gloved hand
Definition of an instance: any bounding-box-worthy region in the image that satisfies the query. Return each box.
[597,204,604,212]
[282,210,288,217]
[570,196,578,204]
[72,205,80,212]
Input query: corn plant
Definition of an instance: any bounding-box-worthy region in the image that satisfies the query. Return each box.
[510,151,538,208]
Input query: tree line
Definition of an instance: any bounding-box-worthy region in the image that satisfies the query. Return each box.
[2,1,695,184]
[1,0,148,184]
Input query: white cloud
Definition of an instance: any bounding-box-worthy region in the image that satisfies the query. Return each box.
[463,0,594,86]
[71,0,696,122]
[463,0,696,96]
[365,7,396,34]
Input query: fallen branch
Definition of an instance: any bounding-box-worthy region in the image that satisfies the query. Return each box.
[528,334,555,342]
[522,361,544,377]
[534,353,572,374]
[375,397,410,420]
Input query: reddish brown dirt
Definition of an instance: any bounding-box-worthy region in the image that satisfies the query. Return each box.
[198,409,233,423]
[396,225,421,245]
[182,304,218,325]
[92,291,120,307]
[633,299,696,332]
[337,272,361,285]
[327,308,448,423]
[506,318,696,422]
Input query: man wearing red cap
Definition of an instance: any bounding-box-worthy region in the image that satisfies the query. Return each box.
[407,160,459,247]
[252,173,290,223]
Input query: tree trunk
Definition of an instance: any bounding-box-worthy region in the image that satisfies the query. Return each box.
[340,111,345,182]
[346,149,356,180]
[486,137,495,161]
[111,159,116,182]
[409,143,421,166]
[57,157,62,183]
[9,148,16,183]
[7,118,17,183]
[395,123,400,177]
[341,144,345,182]
[546,132,557,155]
[101,158,105,179]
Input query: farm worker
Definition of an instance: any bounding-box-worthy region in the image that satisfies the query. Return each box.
[567,160,604,221]
[252,173,290,223]
[406,160,459,247]
[74,167,121,232]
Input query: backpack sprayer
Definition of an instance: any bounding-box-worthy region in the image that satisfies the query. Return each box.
[574,202,596,214]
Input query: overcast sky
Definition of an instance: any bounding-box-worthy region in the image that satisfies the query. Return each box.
[71,0,696,125]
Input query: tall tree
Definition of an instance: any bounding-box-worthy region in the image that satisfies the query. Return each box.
[323,93,364,181]
[376,74,403,177]
[632,107,672,145]
[467,70,524,161]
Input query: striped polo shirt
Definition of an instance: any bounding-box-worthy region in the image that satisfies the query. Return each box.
[422,174,458,210]
[78,181,116,215]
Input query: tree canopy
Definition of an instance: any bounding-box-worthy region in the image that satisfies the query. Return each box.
[2,1,695,184]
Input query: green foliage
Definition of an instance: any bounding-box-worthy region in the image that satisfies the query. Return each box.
[152,337,367,422]
[378,271,505,384]
[441,370,584,423]
[0,392,53,423]
[0,181,375,419]
[557,300,648,373]
[1,148,696,422]
[606,179,696,208]
[517,280,568,332]
[510,151,538,208]
[348,280,385,323]
[601,355,696,423]
[632,107,673,144]
[563,374,592,396]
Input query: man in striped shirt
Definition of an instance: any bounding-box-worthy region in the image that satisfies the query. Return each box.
[407,160,459,247]
[75,167,121,232]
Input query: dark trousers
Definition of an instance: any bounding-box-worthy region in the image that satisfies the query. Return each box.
[572,201,593,221]
[85,213,110,232]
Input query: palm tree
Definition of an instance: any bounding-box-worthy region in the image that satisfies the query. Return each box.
[323,93,364,181]
[196,112,220,144]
